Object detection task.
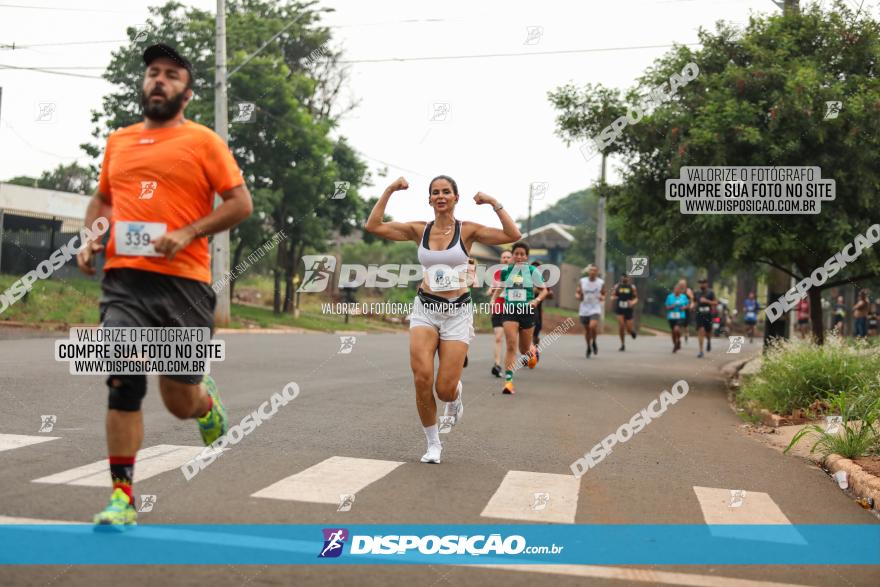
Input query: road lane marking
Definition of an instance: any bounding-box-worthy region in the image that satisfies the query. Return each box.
[0,516,82,524]
[472,564,813,587]
[251,456,404,503]
[692,486,805,544]
[32,444,209,486]
[0,433,60,453]
[480,471,580,524]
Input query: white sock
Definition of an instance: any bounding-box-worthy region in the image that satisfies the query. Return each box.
[424,424,440,446]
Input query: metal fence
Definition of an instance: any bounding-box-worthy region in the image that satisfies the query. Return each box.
[0,208,103,280]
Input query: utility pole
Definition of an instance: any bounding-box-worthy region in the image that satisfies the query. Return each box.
[763,0,798,346]
[595,153,607,278]
[209,11,304,324]
[212,0,230,325]
[771,0,799,14]
[595,153,607,325]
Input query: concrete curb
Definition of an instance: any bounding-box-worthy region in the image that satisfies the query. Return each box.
[722,357,879,514]
[824,454,880,511]
[720,356,752,380]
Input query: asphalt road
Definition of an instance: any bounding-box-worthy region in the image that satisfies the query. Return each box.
[0,328,877,586]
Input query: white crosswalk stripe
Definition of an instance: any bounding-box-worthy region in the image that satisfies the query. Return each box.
[480,470,580,523]
[692,485,805,544]
[251,456,404,504]
[32,444,209,487]
[9,436,807,546]
[0,433,60,453]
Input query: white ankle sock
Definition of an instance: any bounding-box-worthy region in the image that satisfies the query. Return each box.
[424,424,440,446]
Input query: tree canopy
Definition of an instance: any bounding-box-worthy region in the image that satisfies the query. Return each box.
[550,0,880,339]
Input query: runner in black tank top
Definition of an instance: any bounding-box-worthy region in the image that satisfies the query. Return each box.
[611,275,639,351]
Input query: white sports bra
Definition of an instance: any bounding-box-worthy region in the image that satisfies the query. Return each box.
[417,220,470,268]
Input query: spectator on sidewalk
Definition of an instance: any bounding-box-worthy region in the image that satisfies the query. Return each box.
[853,289,870,338]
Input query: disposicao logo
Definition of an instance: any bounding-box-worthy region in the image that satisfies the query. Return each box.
[319,528,349,558]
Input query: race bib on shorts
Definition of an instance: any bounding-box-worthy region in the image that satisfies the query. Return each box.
[698,306,711,313]
[746,311,756,320]
[618,301,629,309]
[115,221,166,257]
[427,266,460,292]
[671,311,681,319]
[506,289,527,302]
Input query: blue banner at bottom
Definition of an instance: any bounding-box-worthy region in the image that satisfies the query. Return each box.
[0,524,877,565]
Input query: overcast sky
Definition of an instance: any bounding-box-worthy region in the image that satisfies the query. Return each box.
[0,0,871,226]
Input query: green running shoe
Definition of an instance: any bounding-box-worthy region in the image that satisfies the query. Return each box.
[93,488,137,530]
[197,374,228,446]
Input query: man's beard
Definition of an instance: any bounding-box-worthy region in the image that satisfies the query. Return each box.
[141,89,186,121]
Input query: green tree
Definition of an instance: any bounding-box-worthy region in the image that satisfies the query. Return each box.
[5,176,38,188]
[229,187,281,299]
[525,187,642,277]
[549,1,880,343]
[5,163,96,194]
[524,188,595,227]
[82,0,367,314]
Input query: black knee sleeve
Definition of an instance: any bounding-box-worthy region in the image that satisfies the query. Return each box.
[107,375,147,411]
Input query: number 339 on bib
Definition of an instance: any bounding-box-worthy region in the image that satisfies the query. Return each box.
[115,221,166,257]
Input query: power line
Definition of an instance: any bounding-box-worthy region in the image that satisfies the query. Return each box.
[0,3,137,13]
[4,41,702,79]
[357,153,430,179]
[6,39,127,49]
[0,64,104,79]
[326,17,457,29]
[0,64,105,70]
[337,43,701,64]
[0,33,708,84]
[0,120,81,160]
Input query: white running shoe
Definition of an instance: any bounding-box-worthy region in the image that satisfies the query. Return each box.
[444,381,463,424]
[420,443,442,464]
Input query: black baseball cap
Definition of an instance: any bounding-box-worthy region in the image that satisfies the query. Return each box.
[143,43,192,76]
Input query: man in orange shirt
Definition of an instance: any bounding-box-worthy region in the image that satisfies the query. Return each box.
[77,44,253,528]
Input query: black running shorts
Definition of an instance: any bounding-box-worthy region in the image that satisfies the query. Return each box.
[502,303,536,330]
[99,268,216,384]
[695,309,712,331]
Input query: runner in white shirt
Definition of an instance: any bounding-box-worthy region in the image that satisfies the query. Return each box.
[575,265,605,358]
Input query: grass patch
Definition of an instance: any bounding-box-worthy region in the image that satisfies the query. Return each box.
[785,392,880,459]
[737,410,762,425]
[0,273,402,332]
[738,335,880,416]
[638,313,671,332]
[0,274,101,325]
[544,306,578,318]
[230,303,378,332]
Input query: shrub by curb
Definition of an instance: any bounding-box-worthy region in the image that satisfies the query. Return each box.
[722,358,880,515]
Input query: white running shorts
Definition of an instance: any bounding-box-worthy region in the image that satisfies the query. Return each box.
[408,297,475,344]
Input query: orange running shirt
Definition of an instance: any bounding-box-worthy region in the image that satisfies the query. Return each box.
[98,120,243,283]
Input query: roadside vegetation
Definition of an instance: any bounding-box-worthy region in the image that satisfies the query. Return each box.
[738,336,880,459]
